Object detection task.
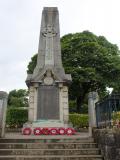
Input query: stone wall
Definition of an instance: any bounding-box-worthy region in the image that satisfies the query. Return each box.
[93,128,120,160]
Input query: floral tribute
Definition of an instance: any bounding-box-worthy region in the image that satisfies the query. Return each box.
[33,128,42,135]
[22,127,75,135]
[22,128,32,135]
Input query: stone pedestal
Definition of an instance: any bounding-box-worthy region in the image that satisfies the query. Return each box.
[88,92,99,136]
[0,91,8,138]
[25,83,69,128]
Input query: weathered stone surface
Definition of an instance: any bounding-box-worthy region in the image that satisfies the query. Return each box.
[26,7,71,84]
[25,7,72,127]
[0,143,97,149]
[0,137,103,160]
[93,128,120,160]
[0,91,8,138]
[0,156,104,160]
[0,148,100,155]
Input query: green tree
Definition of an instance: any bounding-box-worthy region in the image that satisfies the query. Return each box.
[8,89,28,108]
[27,31,120,112]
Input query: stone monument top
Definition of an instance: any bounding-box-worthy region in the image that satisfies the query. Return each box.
[26,7,71,85]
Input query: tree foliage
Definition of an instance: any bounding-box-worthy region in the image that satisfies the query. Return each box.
[27,31,120,112]
[8,89,28,108]
[27,54,37,74]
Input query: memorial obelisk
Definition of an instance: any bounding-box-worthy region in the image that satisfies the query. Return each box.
[25,7,71,128]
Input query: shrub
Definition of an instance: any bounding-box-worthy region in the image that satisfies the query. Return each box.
[6,108,28,128]
[69,113,88,128]
[6,109,89,129]
[112,112,120,121]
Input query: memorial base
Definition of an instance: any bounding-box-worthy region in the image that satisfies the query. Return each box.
[23,120,71,128]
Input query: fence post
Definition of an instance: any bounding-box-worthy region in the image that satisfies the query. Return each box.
[0,91,8,138]
[88,91,99,136]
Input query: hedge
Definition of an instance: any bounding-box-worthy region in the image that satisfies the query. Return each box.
[6,108,88,129]
[6,108,28,128]
[69,113,89,128]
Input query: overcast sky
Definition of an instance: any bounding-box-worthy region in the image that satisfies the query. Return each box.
[0,0,120,93]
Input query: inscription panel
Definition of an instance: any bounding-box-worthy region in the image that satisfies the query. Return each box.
[37,86,59,120]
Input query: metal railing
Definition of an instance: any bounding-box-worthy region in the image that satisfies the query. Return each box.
[95,94,120,128]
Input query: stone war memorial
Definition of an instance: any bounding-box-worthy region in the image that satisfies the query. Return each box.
[0,7,105,160]
[22,7,74,135]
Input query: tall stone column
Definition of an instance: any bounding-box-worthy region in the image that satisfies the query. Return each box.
[0,91,8,138]
[88,91,99,136]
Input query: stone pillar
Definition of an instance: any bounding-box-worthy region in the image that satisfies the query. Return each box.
[62,86,69,125]
[59,84,69,125]
[88,91,99,136]
[28,86,35,122]
[28,85,38,122]
[33,85,38,121]
[0,91,8,138]
[59,84,64,122]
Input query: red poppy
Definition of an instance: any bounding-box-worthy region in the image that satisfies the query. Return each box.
[42,128,50,135]
[22,128,32,135]
[66,128,75,135]
[58,128,66,135]
[49,128,58,135]
[33,128,42,135]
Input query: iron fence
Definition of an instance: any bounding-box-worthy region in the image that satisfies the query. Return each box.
[95,94,120,128]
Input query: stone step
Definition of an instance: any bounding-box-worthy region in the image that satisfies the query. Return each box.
[0,142,97,149]
[0,148,100,155]
[0,138,94,143]
[0,135,103,160]
[0,155,103,160]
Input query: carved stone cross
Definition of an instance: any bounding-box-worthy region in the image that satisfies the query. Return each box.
[42,25,57,65]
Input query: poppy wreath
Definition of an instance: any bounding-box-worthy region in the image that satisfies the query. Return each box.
[58,128,66,135]
[42,128,50,135]
[22,128,32,135]
[33,128,42,135]
[66,128,75,135]
[49,128,58,135]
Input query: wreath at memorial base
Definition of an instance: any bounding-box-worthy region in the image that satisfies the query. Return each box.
[66,128,75,135]
[49,128,58,135]
[34,128,42,135]
[22,127,76,135]
[22,128,32,135]
[42,128,50,135]
[58,128,66,135]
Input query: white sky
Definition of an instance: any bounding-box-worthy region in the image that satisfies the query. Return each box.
[0,0,120,93]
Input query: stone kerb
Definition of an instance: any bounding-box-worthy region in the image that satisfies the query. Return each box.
[0,91,8,138]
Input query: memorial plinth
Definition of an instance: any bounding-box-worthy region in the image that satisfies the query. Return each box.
[25,7,71,129]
